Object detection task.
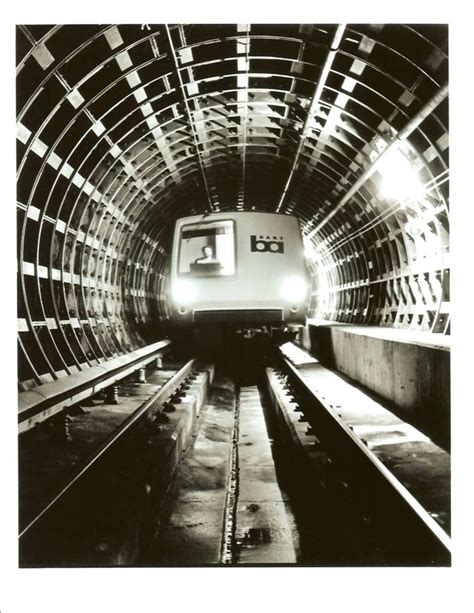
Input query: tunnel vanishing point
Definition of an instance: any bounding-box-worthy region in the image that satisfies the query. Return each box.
[16,24,449,444]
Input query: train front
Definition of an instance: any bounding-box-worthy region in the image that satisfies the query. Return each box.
[168,212,310,336]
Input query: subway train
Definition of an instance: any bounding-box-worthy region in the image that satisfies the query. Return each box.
[167,211,310,340]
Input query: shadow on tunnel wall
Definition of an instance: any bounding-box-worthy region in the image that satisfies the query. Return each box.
[308,325,336,367]
[136,319,169,346]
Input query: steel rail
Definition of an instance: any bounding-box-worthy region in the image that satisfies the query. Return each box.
[279,354,451,559]
[19,357,197,539]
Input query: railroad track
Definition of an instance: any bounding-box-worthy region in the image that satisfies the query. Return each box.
[19,337,451,566]
[266,342,451,566]
[19,353,213,566]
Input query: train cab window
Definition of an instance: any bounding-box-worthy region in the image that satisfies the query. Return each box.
[179,220,235,276]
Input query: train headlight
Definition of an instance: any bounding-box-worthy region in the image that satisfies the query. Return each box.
[281,276,308,302]
[171,280,196,305]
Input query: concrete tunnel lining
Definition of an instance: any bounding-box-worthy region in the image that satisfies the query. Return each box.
[16,24,449,390]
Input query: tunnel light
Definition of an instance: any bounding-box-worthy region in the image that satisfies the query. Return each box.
[304,237,320,262]
[377,146,425,203]
[281,276,309,302]
[171,280,196,305]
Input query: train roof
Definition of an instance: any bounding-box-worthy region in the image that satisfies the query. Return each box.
[174,211,300,225]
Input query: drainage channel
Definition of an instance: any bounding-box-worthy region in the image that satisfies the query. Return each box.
[233,385,297,564]
[220,383,240,564]
[142,372,298,566]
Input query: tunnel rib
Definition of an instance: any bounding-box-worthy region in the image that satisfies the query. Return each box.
[276,24,346,214]
[164,24,217,213]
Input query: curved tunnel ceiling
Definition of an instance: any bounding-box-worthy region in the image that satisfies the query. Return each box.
[16,23,449,389]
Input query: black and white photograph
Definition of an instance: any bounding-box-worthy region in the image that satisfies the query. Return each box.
[3,4,473,613]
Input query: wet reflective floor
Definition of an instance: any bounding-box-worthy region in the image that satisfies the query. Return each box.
[141,373,298,565]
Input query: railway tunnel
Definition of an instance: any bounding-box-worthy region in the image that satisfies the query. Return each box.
[16,23,451,568]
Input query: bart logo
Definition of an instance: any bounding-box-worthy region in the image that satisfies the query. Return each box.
[250,235,285,254]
